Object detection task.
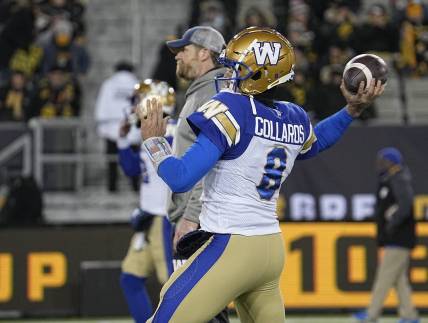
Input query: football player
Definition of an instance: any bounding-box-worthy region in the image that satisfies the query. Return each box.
[118,79,175,323]
[140,27,385,323]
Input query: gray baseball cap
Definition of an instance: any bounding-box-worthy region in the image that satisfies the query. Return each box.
[166,26,226,54]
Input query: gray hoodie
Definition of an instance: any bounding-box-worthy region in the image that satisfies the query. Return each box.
[167,67,227,223]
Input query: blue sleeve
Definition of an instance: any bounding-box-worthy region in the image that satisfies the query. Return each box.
[118,147,142,177]
[298,108,353,160]
[158,132,223,193]
[315,108,353,152]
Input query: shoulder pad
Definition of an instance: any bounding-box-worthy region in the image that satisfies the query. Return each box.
[197,100,240,145]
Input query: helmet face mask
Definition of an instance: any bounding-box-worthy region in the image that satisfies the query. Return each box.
[215,52,254,92]
[215,27,296,95]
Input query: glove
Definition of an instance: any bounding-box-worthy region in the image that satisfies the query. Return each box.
[176,230,213,259]
[130,208,154,232]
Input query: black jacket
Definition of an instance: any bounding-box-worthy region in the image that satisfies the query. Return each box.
[375,166,416,249]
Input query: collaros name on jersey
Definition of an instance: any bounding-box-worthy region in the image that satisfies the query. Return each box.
[255,116,305,144]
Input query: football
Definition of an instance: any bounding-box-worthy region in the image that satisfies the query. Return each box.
[343,54,388,93]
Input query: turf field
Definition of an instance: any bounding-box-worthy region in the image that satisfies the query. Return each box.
[10,315,427,323]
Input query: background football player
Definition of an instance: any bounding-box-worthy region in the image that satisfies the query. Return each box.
[117,79,175,323]
[140,27,385,323]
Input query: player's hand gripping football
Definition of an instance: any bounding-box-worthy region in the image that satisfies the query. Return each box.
[138,97,169,140]
[341,79,385,118]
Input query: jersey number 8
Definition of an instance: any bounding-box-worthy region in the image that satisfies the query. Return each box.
[256,147,287,200]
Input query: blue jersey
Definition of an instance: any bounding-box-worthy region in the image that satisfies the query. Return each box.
[187,91,316,235]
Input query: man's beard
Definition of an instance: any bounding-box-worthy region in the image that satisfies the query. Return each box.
[176,61,195,81]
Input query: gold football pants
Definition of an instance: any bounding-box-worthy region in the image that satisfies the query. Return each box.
[147,233,286,323]
[122,216,173,284]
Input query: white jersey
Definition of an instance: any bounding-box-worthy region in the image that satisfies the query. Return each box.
[118,123,176,216]
[139,150,170,215]
[94,71,140,142]
[187,91,316,236]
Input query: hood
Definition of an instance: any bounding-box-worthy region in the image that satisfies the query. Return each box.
[185,67,228,98]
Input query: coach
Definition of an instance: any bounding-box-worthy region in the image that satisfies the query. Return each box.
[165,25,229,323]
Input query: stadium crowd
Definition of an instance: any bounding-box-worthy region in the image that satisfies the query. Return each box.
[1,0,428,123]
[0,0,89,122]
[153,0,428,122]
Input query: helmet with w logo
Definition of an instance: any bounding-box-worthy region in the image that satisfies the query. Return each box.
[133,79,175,116]
[127,79,176,126]
[216,27,295,95]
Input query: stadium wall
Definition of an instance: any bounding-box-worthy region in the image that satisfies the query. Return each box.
[0,223,427,317]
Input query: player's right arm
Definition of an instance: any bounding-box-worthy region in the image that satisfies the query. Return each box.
[140,97,240,193]
[157,133,223,192]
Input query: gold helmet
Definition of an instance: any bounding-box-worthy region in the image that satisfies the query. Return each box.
[132,79,176,116]
[216,27,295,95]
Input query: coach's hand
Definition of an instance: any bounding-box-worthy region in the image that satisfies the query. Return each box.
[138,97,169,140]
[173,217,199,251]
[342,79,385,118]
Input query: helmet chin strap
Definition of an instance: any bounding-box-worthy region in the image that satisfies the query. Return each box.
[215,41,258,93]
[228,70,239,92]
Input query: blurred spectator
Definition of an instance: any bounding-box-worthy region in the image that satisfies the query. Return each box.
[0,70,31,121]
[188,0,237,41]
[315,44,353,83]
[286,2,320,79]
[42,0,85,21]
[33,7,59,47]
[307,65,347,121]
[398,0,428,76]
[94,61,140,193]
[288,33,315,74]
[238,6,277,30]
[0,0,22,27]
[354,4,400,55]
[8,42,43,80]
[316,44,375,121]
[30,65,80,118]
[41,19,90,77]
[276,69,313,109]
[318,1,360,56]
[0,2,38,79]
[39,0,86,41]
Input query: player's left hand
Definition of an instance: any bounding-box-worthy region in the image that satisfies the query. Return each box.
[173,217,199,252]
[341,79,385,118]
[138,97,169,140]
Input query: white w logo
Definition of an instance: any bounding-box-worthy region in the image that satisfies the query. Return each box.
[252,42,282,66]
